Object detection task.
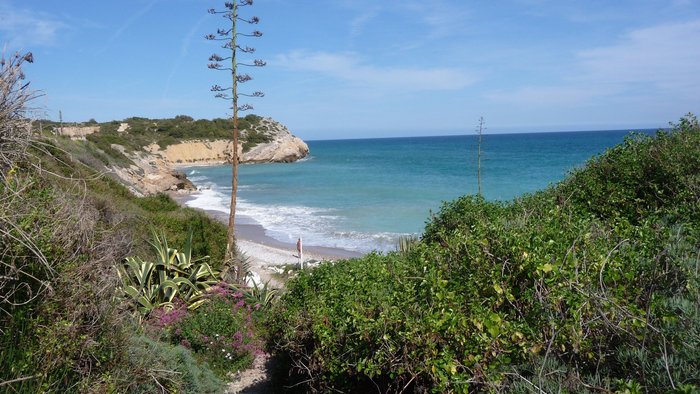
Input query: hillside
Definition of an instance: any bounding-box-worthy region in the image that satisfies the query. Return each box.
[35,115,309,195]
[1,135,234,392]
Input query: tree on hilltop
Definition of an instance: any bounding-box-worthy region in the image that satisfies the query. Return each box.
[206,0,265,283]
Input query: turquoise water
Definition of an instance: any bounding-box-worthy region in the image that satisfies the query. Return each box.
[184,129,654,253]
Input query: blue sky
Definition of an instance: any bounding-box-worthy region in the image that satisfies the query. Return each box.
[1,0,699,139]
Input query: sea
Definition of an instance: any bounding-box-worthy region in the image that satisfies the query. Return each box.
[183,129,656,254]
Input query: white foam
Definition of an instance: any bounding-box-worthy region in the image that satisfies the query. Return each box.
[188,175,207,183]
[185,177,411,253]
[185,188,230,214]
[237,199,411,253]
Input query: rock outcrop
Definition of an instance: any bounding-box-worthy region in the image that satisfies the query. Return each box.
[109,117,307,196]
[110,149,196,197]
[148,117,308,165]
[57,125,99,139]
[242,119,309,163]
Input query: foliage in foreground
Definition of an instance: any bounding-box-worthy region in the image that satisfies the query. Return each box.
[269,115,700,393]
[118,230,221,317]
[149,283,264,377]
[123,334,224,393]
[1,52,259,392]
[0,143,230,391]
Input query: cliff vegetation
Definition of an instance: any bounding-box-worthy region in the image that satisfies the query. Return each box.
[33,114,309,196]
[36,114,266,152]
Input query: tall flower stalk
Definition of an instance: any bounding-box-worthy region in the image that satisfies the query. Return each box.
[206,1,264,282]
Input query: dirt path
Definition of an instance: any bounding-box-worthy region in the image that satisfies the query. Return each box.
[225,353,275,393]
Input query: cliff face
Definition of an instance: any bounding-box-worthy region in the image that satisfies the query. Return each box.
[148,117,309,165]
[110,149,195,197]
[110,117,308,196]
[242,118,309,163]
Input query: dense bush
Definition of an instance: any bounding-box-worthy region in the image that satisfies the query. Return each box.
[1,55,243,392]
[242,129,273,152]
[150,283,263,377]
[122,334,224,393]
[0,142,230,392]
[0,158,133,391]
[85,132,135,167]
[269,115,700,393]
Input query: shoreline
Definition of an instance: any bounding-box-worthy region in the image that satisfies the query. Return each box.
[169,191,364,285]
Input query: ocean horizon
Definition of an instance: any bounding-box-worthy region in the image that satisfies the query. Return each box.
[183,128,656,253]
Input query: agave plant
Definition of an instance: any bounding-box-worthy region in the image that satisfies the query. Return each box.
[245,277,278,309]
[117,228,221,317]
[117,256,196,316]
[149,229,220,303]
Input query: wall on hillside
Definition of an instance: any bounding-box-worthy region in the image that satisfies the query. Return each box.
[57,126,99,139]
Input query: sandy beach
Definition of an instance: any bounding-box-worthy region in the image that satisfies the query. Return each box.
[169,191,364,286]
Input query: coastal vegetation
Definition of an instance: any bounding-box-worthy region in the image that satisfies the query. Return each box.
[0,136,241,391]
[3,48,699,393]
[1,51,271,392]
[35,113,267,152]
[268,115,700,392]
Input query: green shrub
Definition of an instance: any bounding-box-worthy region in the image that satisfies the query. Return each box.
[559,114,700,226]
[1,138,231,392]
[121,334,223,394]
[82,114,266,151]
[268,115,700,393]
[137,193,181,212]
[153,283,262,377]
[0,167,133,392]
[85,133,135,167]
[145,208,228,268]
[242,129,273,152]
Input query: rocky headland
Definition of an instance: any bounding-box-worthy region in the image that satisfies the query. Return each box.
[149,118,309,166]
[56,116,308,196]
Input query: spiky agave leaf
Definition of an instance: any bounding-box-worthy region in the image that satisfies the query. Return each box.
[149,229,178,269]
[118,230,224,317]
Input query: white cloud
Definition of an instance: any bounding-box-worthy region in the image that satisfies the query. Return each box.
[275,50,477,92]
[488,19,700,106]
[339,0,471,51]
[0,1,66,49]
[487,86,613,107]
[576,20,700,94]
